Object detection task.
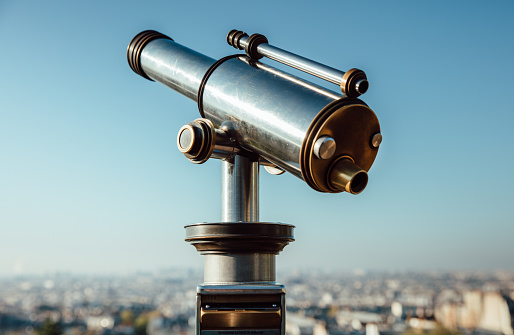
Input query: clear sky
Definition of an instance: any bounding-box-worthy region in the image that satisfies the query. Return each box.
[1,1,513,276]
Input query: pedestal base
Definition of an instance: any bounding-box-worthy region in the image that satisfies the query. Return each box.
[185,222,294,334]
[196,284,286,335]
[185,222,294,283]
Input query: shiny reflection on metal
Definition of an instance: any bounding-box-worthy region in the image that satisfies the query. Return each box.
[185,222,294,242]
[211,128,239,161]
[201,310,281,329]
[236,35,346,86]
[201,309,281,329]
[139,38,215,101]
[177,125,195,152]
[197,285,286,333]
[254,61,341,100]
[264,165,285,175]
[371,133,382,148]
[259,157,286,175]
[185,222,294,283]
[198,284,285,294]
[221,156,259,222]
[204,253,275,283]
[301,102,380,193]
[340,68,368,98]
[328,156,368,194]
[177,118,215,164]
[313,136,336,160]
[129,31,380,194]
[202,56,336,178]
[178,118,248,163]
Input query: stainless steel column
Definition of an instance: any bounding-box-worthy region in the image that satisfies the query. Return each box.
[203,253,275,284]
[214,155,266,284]
[221,155,259,222]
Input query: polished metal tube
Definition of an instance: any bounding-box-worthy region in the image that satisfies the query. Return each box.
[129,32,380,194]
[203,253,275,284]
[238,35,344,85]
[138,38,337,178]
[221,156,259,222]
[203,58,336,178]
[140,38,215,101]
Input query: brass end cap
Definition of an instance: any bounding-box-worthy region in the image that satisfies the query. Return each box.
[341,68,368,98]
[127,30,173,81]
[300,98,380,194]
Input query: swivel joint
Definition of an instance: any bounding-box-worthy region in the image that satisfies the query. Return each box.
[177,118,240,163]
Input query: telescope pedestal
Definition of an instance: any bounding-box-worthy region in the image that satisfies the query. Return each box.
[127,28,382,335]
[185,156,294,334]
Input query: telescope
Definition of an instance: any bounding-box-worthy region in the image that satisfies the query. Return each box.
[127,29,381,334]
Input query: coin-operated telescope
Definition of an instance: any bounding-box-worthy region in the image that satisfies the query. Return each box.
[127,29,382,334]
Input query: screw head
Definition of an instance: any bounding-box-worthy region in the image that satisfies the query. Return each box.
[313,136,336,160]
[371,133,382,148]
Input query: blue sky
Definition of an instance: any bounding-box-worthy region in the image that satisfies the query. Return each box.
[1,1,513,276]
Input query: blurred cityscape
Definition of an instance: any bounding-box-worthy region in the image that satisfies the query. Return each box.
[1,269,513,335]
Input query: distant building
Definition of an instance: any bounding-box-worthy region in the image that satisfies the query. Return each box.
[435,291,514,335]
[336,310,383,329]
[86,315,114,331]
[286,313,328,335]
[366,323,380,335]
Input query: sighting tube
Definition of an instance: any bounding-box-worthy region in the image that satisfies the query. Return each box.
[128,30,381,194]
[226,29,369,98]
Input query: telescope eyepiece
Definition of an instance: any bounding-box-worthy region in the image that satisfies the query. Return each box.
[328,156,368,194]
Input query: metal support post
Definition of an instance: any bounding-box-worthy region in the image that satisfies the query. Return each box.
[221,155,259,222]
[185,154,294,334]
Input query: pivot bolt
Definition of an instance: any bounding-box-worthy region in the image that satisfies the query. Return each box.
[176,118,215,164]
[313,136,336,160]
[177,125,196,153]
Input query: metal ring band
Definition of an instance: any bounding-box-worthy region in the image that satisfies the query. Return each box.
[197,54,246,118]
[227,29,248,50]
[127,30,173,81]
[245,33,268,60]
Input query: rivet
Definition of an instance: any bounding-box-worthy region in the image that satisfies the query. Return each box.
[371,133,382,148]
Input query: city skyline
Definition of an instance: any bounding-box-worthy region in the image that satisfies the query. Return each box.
[1,269,514,334]
[1,1,513,275]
